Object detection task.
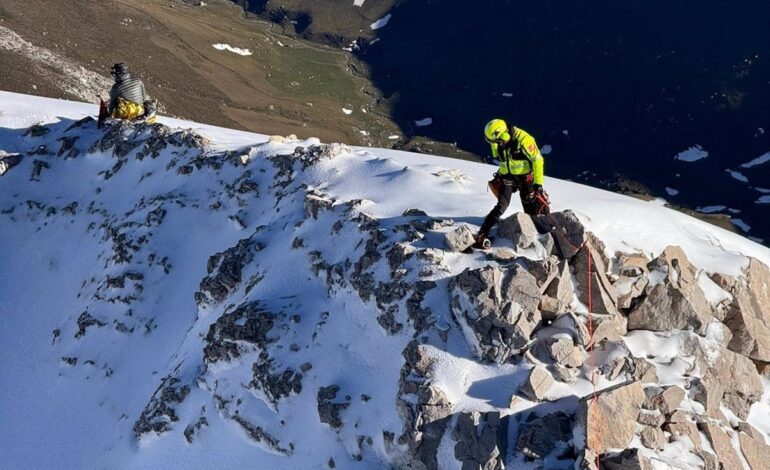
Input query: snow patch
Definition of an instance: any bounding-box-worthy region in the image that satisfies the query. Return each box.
[725,169,748,183]
[342,108,353,115]
[353,0,366,6]
[757,195,770,204]
[501,93,513,98]
[740,152,770,168]
[732,218,751,232]
[674,145,708,162]
[370,14,392,30]
[665,187,679,196]
[696,205,726,214]
[415,117,433,127]
[540,144,552,155]
[212,44,253,56]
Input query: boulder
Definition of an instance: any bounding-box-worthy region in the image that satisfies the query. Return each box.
[450,265,542,363]
[515,411,573,460]
[693,347,763,420]
[644,385,685,414]
[571,242,620,316]
[498,212,538,249]
[715,258,770,362]
[628,246,714,335]
[547,337,586,368]
[614,274,649,310]
[636,410,664,427]
[453,412,508,470]
[533,210,587,259]
[541,260,574,318]
[639,426,666,450]
[317,385,351,429]
[577,380,645,454]
[445,225,476,252]
[599,448,652,470]
[616,252,651,277]
[519,366,555,402]
[698,423,742,470]
[739,431,770,470]
[662,410,702,453]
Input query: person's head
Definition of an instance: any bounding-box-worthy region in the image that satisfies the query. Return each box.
[484,119,511,145]
[110,63,129,80]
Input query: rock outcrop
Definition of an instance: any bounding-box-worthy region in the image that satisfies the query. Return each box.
[577,381,645,455]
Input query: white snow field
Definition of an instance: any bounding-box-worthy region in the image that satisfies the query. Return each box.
[0,91,768,470]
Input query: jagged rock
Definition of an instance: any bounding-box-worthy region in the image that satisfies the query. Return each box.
[599,448,652,470]
[616,252,651,277]
[197,236,261,304]
[203,302,274,363]
[586,313,627,347]
[629,357,659,384]
[450,265,542,363]
[232,414,292,455]
[662,410,702,452]
[519,366,555,402]
[515,411,573,460]
[542,260,574,317]
[693,346,763,420]
[75,311,107,338]
[498,212,538,249]
[639,426,666,450]
[31,159,50,181]
[698,423,742,470]
[577,380,645,454]
[637,410,664,427]
[644,385,685,414]
[250,353,303,404]
[445,225,475,252]
[24,123,50,137]
[0,152,22,175]
[547,337,586,368]
[714,258,770,362]
[628,246,714,335]
[524,256,560,292]
[417,386,453,424]
[387,242,416,270]
[317,385,350,429]
[738,430,770,470]
[453,412,508,470]
[304,190,335,219]
[184,416,208,443]
[402,208,428,217]
[614,274,649,310]
[572,242,621,316]
[134,376,190,438]
[533,209,587,259]
[754,360,770,377]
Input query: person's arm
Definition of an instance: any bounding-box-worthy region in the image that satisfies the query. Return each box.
[521,137,544,186]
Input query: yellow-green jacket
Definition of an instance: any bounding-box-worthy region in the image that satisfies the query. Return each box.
[490,127,544,185]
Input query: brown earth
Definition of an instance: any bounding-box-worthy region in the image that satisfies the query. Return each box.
[0,0,400,146]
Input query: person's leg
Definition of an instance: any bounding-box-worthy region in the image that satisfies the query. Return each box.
[479,182,514,237]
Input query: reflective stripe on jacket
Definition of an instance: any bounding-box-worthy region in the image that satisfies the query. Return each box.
[490,127,544,185]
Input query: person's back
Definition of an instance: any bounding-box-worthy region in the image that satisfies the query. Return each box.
[107,63,153,121]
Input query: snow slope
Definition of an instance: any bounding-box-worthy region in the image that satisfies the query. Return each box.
[0,91,768,469]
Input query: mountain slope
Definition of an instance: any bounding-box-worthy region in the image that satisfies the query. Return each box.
[0,91,769,469]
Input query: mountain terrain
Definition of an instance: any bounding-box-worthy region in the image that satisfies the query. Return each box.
[1,91,770,469]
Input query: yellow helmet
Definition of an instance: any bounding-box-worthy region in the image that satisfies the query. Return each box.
[484,119,510,144]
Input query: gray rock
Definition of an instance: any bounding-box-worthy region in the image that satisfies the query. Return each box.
[317,385,351,430]
[715,258,770,362]
[693,346,763,420]
[600,448,652,470]
[577,381,645,454]
[515,411,573,460]
[519,366,555,402]
[663,410,702,453]
[639,426,666,450]
[698,422,742,470]
[450,265,542,363]
[547,337,586,368]
[304,189,335,219]
[637,410,664,427]
[533,209,587,259]
[445,225,476,252]
[232,414,292,455]
[498,212,538,249]
[644,385,685,414]
[250,353,303,405]
[572,242,621,316]
[614,274,649,310]
[134,375,191,438]
[453,412,508,470]
[628,246,714,335]
[0,152,22,176]
[738,431,770,470]
[203,302,274,363]
[197,235,261,304]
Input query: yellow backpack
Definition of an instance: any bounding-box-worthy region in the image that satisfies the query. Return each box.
[111,97,145,120]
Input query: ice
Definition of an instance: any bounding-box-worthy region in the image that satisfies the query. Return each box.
[674,145,708,162]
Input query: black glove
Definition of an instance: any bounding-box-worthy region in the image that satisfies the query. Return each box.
[533,184,544,194]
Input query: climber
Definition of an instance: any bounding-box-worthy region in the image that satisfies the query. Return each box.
[475,119,550,248]
[102,63,157,125]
